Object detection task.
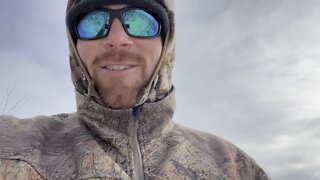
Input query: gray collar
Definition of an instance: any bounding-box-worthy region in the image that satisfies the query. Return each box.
[76,88,176,140]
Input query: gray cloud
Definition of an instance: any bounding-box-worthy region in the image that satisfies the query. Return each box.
[0,1,74,116]
[174,0,320,179]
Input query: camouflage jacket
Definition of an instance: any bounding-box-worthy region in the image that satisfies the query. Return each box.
[0,90,269,180]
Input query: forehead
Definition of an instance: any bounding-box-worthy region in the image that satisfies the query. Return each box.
[103,4,129,10]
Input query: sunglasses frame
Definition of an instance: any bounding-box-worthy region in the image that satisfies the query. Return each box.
[74,7,162,40]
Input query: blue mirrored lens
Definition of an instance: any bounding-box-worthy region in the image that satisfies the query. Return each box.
[123,9,159,37]
[77,11,110,39]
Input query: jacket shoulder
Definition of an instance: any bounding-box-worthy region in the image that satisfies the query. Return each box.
[0,159,43,180]
[0,113,78,144]
[0,113,76,128]
[0,114,21,123]
[173,123,270,180]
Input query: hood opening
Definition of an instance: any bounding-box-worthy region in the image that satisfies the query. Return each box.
[65,0,176,109]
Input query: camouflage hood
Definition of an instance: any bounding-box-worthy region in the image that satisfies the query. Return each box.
[66,0,175,107]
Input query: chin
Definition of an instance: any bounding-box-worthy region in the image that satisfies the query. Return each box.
[94,75,147,109]
[104,95,137,109]
[98,86,139,109]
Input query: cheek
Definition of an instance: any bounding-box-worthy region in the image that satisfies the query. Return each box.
[76,41,95,67]
[153,38,163,59]
[150,40,163,70]
[145,38,162,66]
[76,41,87,61]
[76,40,100,78]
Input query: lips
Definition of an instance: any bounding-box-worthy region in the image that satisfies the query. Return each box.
[102,64,136,71]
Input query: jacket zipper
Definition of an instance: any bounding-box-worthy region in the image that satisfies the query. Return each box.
[131,107,144,180]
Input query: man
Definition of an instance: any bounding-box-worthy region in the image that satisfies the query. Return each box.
[0,0,270,179]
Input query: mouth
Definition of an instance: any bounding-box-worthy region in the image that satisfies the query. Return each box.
[102,64,137,71]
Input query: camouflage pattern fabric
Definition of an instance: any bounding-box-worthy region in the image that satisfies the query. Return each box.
[0,90,269,179]
[0,160,42,180]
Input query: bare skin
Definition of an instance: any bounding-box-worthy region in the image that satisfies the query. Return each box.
[76,4,162,109]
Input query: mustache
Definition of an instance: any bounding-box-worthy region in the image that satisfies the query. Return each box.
[94,49,145,65]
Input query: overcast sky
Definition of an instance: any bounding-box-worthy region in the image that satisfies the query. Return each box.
[0,0,319,179]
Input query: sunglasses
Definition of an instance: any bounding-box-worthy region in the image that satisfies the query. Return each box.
[75,8,161,40]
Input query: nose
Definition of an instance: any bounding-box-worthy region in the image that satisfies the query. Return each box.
[101,18,133,49]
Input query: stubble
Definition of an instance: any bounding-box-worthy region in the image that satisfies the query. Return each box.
[91,50,149,109]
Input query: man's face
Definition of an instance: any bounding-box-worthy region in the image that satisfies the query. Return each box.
[76,4,163,109]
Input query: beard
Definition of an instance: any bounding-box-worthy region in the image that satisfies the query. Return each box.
[90,49,150,109]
